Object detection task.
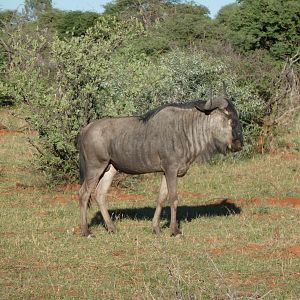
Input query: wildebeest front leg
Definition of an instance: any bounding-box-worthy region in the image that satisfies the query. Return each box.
[94,165,117,233]
[165,168,182,236]
[152,175,168,234]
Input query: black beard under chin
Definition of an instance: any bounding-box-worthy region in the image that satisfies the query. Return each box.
[215,140,228,155]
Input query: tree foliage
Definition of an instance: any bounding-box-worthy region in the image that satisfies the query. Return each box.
[216,0,300,59]
[23,0,52,20]
[104,0,177,28]
[33,10,101,38]
[108,1,212,55]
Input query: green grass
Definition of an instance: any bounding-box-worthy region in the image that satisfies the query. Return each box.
[1,108,300,299]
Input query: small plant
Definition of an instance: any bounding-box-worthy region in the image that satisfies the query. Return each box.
[293,137,300,152]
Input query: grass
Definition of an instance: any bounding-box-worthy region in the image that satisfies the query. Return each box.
[1,107,300,299]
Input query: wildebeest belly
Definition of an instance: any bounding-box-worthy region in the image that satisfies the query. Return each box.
[109,138,162,174]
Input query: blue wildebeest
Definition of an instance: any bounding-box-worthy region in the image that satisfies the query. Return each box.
[78,96,243,236]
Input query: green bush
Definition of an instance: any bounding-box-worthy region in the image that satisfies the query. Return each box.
[4,17,264,182]
[216,0,300,60]
[4,17,144,180]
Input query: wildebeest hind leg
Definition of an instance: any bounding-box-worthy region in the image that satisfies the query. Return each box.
[94,165,117,233]
[79,163,109,236]
[152,175,168,234]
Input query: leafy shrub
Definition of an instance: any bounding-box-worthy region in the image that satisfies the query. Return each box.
[4,17,144,180]
[216,0,300,60]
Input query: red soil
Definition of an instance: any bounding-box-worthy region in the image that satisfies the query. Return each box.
[0,128,38,136]
[49,186,145,205]
[268,197,300,207]
[112,251,125,257]
[0,182,37,195]
[287,244,300,257]
[51,194,78,204]
[0,129,24,136]
[108,187,145,201]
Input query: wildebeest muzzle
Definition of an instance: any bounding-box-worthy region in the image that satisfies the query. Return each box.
[231,139,243,152]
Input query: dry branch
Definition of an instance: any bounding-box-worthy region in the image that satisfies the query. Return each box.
[259,52,300,153]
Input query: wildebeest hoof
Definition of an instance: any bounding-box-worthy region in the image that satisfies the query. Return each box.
[152,226,162,235]
[82,230,92,237]
[107,225,117,233]
[171,228,182,237]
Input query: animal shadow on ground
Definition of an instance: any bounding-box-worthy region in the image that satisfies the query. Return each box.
[90,199,241,231]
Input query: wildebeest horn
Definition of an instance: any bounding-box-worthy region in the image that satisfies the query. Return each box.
[204,96,228,110]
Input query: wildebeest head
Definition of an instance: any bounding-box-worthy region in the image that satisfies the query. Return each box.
[195,96,243,154]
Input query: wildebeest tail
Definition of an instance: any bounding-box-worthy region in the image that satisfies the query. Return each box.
[77,133,92,208]
[77,133,86,185]
[79,150,86,185]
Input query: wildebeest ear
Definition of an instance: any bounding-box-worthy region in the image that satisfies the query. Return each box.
[195,96,228,112]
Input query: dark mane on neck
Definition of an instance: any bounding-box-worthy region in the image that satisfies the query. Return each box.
[139,100,206,123]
